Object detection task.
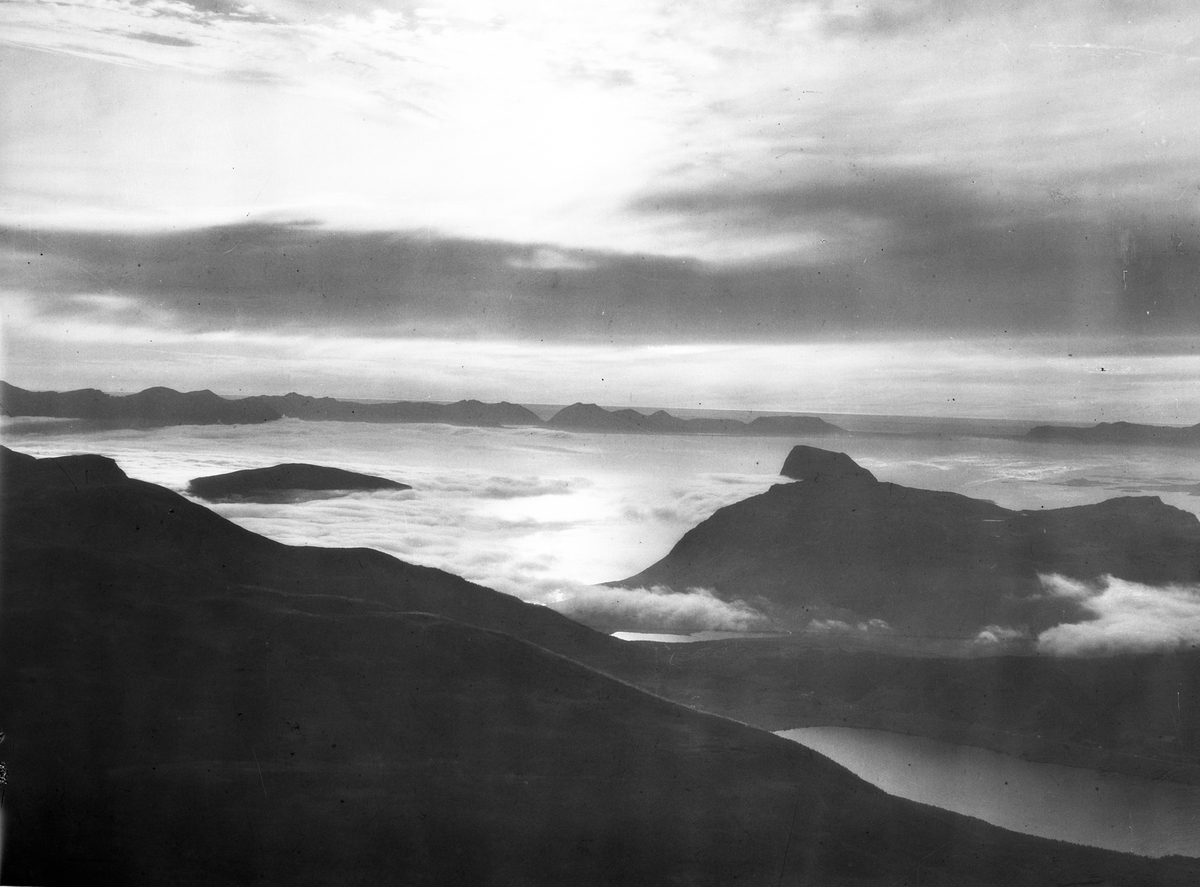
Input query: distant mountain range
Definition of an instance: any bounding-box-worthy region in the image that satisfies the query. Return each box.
[615,445,1200,639]
[0,381,843,437]
[0,381,281,425]
[9,445,1193,884]
[545,401,842,436]
[1026,420,1200,446]
[187,463,412,502]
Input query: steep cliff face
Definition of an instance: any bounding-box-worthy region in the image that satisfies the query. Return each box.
[617,446,1200,637]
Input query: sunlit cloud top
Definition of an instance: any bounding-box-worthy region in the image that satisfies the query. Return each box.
[6,1,1200,254]
[4,0,1200,408]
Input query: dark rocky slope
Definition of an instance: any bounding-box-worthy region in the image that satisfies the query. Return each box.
[604,638,1200,784]
[5,446,1195,885]
[187,463,411,502]
[616,445,1200,638]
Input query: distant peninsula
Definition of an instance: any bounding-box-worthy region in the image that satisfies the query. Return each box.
[1026,420,1200,447]
[545,401,842,436]
[187,463,411,502]
[0,381,844,437]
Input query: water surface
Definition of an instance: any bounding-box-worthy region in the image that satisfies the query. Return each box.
[778,726,1200,858]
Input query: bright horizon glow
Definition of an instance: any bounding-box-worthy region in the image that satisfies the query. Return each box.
[3,1,1200,415]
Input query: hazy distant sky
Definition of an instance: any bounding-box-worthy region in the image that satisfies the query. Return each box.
[3,0,1199,419]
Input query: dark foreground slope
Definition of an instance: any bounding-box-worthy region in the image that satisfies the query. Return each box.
[188,463,411,501]
[604,637,1200,784]
[618,445,1200,638]
[4,449,1195,885]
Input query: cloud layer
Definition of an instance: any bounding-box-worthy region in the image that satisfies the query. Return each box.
[5,1,1200,330]
[538,583,768,634]
[1037,574,1200,655]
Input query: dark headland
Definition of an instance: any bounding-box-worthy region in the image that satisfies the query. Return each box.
[5,444,1196,885]
[616,444,1200,639]
[187,463,411,502]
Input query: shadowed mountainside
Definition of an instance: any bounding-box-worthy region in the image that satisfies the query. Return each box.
[603,637,1200,785]
[616,445,1200,638]
[5,446,1198,885]
[187,463,411,502]
[1026,420,1200,447]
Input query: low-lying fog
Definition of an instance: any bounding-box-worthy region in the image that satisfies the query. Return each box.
[6,415,1200,646]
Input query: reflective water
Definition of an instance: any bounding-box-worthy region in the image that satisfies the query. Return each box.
[778,726,1200,858]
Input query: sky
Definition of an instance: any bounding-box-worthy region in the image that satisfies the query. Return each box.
[3,0,1200,419]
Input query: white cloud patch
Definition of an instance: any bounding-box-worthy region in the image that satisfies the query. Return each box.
[807,618,893,634]
[538,582,769,634]
[975,625,1030,645]
[1036,573,1200,655]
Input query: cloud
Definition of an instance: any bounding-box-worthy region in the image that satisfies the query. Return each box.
[538,583,769,634]
[807,617,893,634]
[8,216,1184,345]
[1036,573,1200,655]
[975,625,1030,645]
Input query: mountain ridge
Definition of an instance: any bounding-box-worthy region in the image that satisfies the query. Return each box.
[2,381,843,436]
[8,445,1195,883]
[615,445,1200,639]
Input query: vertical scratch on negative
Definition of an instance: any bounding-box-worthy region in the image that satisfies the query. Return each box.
[252,747,268,799]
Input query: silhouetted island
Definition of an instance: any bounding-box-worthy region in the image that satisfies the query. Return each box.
[1026,420,1200,447]
[545,401,844,436]
[0,380,281,426]
[2,381,844,437]
[187,463,411,502]
[5,444,1195,885]
[615,445,1200,639]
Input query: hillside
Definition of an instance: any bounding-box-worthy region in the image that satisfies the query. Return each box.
[5,446,1195,885]
[616,445,1200,638]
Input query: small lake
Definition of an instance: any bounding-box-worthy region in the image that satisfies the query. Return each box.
[777,726,1200,858]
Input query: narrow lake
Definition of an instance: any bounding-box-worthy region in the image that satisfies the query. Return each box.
[777,726,1200,858]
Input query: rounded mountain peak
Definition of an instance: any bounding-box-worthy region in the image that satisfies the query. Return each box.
[781,446,876,483]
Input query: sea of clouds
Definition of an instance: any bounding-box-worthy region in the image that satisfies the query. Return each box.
[7,417,1200,644]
